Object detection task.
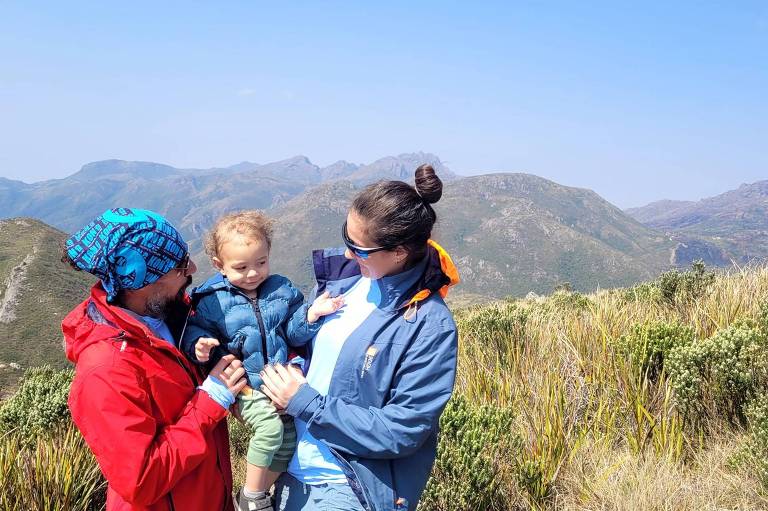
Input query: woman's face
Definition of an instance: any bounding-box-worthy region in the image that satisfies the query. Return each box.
[344,210,407,279]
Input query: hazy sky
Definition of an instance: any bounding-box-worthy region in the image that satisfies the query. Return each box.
[1,2,766,208]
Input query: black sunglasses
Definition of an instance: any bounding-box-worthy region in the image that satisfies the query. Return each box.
[342,222,390,259]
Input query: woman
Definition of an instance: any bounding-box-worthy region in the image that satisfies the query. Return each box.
[260,164,460,511]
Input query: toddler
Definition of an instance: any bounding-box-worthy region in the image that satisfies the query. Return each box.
[181,210,342,510]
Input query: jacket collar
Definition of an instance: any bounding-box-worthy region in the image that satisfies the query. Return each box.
[312,240,460,313]
[192,272,230,295]
[374,255,430,311]
[192,273,274,300]
[63,282,192,363]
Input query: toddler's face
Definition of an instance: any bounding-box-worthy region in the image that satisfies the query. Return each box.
[213,235,270,293]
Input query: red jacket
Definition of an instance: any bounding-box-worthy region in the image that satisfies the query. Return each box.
[63,283,235,511]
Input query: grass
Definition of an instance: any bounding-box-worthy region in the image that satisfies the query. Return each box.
[448,263,768,509]
[0,424,106,510]
[4,262,768,509]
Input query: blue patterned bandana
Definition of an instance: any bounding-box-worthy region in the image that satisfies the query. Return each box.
[65,208,188,302]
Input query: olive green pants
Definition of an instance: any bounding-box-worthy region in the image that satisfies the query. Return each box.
[237,390,297,472]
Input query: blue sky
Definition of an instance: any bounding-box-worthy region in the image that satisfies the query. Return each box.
[0,1,766,208]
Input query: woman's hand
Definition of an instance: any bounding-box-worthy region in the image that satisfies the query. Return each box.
[260,363,307,410]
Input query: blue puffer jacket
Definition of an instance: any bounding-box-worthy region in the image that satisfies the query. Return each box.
[285,241,460,511]
[180,273,319,388]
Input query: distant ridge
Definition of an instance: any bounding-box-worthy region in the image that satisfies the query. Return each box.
[626,180,768,265]
[0,153,762,305]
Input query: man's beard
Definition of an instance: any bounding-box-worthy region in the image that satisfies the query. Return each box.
[145,276,192,320]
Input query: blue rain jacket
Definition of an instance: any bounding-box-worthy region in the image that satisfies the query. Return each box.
[286,243,460,511]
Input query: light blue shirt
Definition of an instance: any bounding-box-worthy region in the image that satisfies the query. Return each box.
[139,314,175,346]
[288,276,381,484]
[121,307,176,346]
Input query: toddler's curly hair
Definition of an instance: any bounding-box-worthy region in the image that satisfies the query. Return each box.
[204,210,274,261]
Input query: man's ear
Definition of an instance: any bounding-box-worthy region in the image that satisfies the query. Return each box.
[212,257,225,273]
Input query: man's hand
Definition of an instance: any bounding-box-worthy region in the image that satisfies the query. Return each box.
[209,354,247,396]
[195,337,219,362]
[307,291,345,323]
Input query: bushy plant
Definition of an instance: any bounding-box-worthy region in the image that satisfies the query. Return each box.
[0,365,73,442]
[615,321,696,380]
[758,299,768,332]
[550,290,592,312]
[228,414,251,458]
[462,303,529,366]
[420,396,520,511]
[621,261,715,307]
[622,281,664,304]
[730,395,768,486]
[655,260,716,306]
[667,321,768,424]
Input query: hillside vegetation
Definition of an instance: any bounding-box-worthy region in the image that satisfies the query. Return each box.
[0,219,94,394]
[626,180,768,267]
[4,262,768,509]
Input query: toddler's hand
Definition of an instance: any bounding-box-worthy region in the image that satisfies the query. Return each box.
[307,291,345,323]
[195,337,220,362]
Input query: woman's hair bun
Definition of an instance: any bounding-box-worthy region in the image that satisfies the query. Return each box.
[414,164,443,204]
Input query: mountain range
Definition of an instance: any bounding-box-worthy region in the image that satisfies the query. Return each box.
[625,180,768,266]
[0,153,765,305]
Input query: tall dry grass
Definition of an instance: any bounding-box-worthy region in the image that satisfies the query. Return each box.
[0,424,106,510]
[3,264,768,510]
[452,264,768,509]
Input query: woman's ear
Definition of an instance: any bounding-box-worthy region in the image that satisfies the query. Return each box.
[394,246,409,265]
[212,257,225,274]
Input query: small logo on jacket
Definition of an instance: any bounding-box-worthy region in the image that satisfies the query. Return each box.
[360,346,378,377]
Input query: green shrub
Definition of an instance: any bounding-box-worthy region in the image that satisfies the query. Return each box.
[667,321,768,424]
[462,303,529,366]
[622,261,715,307]
[758,300,768,332]
[420,396,520,511]
[622,281,663,304]
[666,340,710,422]
[730,395,768,486]
[655,260,715,306]
[0,366,73,442]
[615,321,696,380]
[549,290,592,312]
[228,414,251,458]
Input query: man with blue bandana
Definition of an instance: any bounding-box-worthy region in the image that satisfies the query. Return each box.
[61,208,246,511]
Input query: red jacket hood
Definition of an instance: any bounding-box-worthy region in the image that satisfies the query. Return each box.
[63,282,189,364]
